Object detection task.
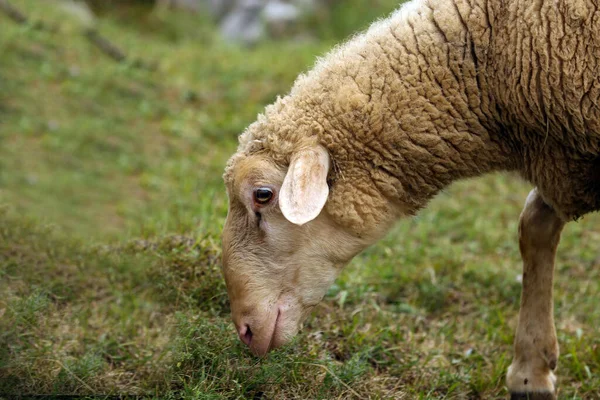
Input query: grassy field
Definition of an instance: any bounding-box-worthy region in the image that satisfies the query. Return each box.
[1,1,599,398]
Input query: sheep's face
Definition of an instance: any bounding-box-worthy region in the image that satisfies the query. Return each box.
[222,146,363,356]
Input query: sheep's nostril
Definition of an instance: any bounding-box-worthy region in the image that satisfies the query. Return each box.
[238,324,253,346]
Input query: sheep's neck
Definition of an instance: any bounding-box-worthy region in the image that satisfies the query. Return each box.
[285,0,515,236]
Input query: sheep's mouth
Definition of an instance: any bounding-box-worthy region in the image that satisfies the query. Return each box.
[249,307,281,357]
[266,309,281,353]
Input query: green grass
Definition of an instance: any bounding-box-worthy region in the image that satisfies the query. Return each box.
[1,0,599,398]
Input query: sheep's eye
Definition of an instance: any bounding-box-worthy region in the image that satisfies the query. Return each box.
[254,188,273,205]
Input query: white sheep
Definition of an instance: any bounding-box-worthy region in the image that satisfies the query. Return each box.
[221,0,600,398]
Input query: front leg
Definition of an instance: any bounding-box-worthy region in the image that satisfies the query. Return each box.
[507,189,566,400]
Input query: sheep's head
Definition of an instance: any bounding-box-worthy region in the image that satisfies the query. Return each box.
[222,145,363,356]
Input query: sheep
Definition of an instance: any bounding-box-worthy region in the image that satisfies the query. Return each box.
[221,0,600,397]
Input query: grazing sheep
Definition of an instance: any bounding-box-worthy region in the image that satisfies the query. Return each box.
[221,0,600,397]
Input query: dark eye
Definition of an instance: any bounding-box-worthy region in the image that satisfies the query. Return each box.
[254,188,273,205]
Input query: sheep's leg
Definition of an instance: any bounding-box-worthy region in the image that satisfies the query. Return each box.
[506,189,566,400]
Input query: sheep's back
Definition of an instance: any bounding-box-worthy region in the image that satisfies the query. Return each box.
[489,0,600,154]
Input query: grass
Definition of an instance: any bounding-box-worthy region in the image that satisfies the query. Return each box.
[0,0,599,398]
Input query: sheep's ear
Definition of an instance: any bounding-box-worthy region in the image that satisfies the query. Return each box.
[279,145,330,225]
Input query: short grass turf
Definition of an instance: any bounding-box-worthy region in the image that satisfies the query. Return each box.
[1,1,599,398]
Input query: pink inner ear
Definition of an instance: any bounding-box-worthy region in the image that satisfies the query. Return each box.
[279,146,330,225]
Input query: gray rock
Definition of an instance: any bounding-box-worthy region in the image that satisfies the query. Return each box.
[219,0,266,45]
[157,0,322,44]
[263,1,299,23]
[265,1,299,38]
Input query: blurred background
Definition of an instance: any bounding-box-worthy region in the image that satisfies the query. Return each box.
[1,0,598,398]
[0,0,399,241]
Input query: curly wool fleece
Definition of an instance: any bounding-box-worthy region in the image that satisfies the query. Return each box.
[225,0,600,236]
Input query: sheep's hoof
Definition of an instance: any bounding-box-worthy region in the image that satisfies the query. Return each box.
[506,363,556,399]
[509,392,556,400]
